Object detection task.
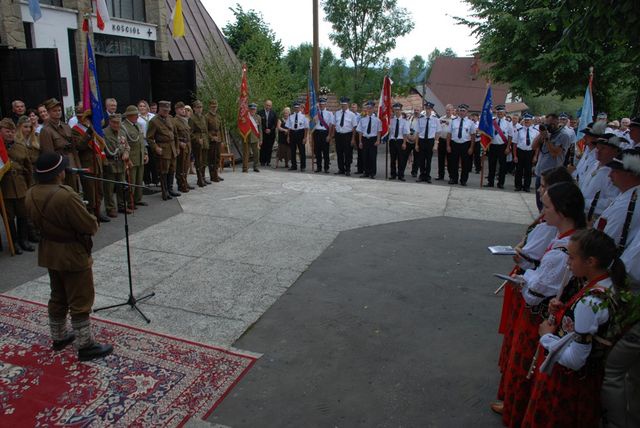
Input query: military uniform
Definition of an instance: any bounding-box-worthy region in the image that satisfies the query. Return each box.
[147,110,179,200]
[73,122,104,218]
[206,109,223,181]
[40,119,81,192]
[487,107,513,188]
[173,114,192,192]
[1,133,34,253]
[122,115,147,204]
[189,110,210,186]
[447,105,477,186]
[25,153,112,360]
[102,124,130,214]
[244,109,261,172]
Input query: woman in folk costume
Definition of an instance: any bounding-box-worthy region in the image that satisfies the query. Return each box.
[495,167,573,404]
[499,181,586,427]
[522,229,626,427]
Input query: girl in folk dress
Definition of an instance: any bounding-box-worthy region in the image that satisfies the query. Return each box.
[500,181,586,427]
[522,229,626,428]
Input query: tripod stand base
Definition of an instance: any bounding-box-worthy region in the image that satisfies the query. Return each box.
[94,292,156,323]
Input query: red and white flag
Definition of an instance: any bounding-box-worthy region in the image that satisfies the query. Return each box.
[377,75,392,138]
[237,64,259,139]
[0,135,10,181]
[94,0,110,30]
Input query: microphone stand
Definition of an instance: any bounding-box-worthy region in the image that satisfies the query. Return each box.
[78,171,155,323]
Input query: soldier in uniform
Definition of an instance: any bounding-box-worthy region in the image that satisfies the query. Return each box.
[487,104,513,188]
[446,104,477,186]
[206,100,224,183]
[189,100,210,187]
[122,105,148,206]
[244,103,261,172]
[416,101,441,183]
[0,118,34,254]
[173,102,193,193]
[25,152,112,361]
[147,101,179,200]
[314,97,335,173]
[39,98,81,192]
[71,110,110,223]
[102,114,131,217]
[356,101,382,179]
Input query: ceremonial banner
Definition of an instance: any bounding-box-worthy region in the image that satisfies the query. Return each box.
[306,67,318,130]
[94,0,110,30]
[28,0,42,22]
[377,75,392,137]
[172,0,185,38]
[83,23,107,155]
[577,71,594,142]
[478,85,494,151]
[0,135,10,181]
[237,64,259,139]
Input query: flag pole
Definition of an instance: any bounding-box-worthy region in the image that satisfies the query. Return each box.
[0,189,16,256]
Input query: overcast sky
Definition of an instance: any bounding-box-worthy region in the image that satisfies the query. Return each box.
[201,0,479,63]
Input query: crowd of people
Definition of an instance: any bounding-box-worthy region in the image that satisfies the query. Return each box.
[487,115,640,427]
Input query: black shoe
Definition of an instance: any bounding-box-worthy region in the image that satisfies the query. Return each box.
[78,343,114,361]
[300,168,306,172]
[335,171,344,175]
[497,184,504,189]
[515,187,522,191]
[389,175,397,180]
[204,179,212,184]
[523,188,531,193]
[98,214,111,223]
[289,166,297,171]
[254,168,260,172]
[411,172,417,178]
[370,176,375,179]
[315,168,321,173]
[188,184,196,190]
[460,181,467,186]
[486,183,494,188]
[360,174,369,178]
[356,170,363,174]
[19,240,35,252]
[135,201,149,207]
[345,171,351,176]
[168,189,181,197]
[324,169,330,173]
[435,177,444,181]
[448,179,457,184]
[426,177,432,183]
[52,333,75,351]
[398,177,406,182]
[218,177,224,181]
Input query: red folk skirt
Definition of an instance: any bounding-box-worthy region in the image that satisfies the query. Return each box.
[498,285,524,373]
[501,305,543,427]
[521,362,604,428]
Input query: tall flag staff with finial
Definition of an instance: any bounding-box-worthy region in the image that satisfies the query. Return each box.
[478,83,494,188]
[306,60,318,168]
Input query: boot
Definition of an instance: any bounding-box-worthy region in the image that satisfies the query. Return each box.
[167,173,181,197]
[49,316,75,350]
[17,218,35,252]
[196,168,205,187]
[27,219,40,243]
[72,318,113,361]
[8,221,22,255]
[159,173,171,200]
[211,165,221,182]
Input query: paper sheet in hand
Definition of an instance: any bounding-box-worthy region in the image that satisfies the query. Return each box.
[493,273,525,284]
[488,245,517,255]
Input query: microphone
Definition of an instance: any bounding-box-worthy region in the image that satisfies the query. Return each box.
[66,167,92,175]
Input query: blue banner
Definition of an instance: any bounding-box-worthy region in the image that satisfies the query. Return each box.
[28,0,42,22]
[86,37,106,137]
[478,85,494,138]
[308,70,317,130]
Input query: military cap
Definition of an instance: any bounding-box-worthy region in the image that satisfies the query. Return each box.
[35,152,68,181]
[597,112,608,119]
[192,100,203,108]
[174,101,186,109]
[319,97,328,103]
[248,103,258,109]
[558,112,569,119]
[0,118,16,129]
[607,149,640,175]
[392,102,402,109]
[44,98,62,110]
[108,113,121,121]
[495,104,506,112]
[292,101,301,107]
[423,100,435,108]
[365,100,375,107]
[158,101,171,109]
[124,105,139,116]
[458,103,469,110]
[339,96,350,104]
[522,113,534,120]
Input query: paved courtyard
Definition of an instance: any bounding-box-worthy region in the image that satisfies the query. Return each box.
[2,159,537,426]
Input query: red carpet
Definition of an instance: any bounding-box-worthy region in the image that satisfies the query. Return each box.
[0,294,257,426]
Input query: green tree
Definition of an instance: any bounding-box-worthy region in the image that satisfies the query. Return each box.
[322,0,414,92]
[457,0,640,116]
[389,58,408,94]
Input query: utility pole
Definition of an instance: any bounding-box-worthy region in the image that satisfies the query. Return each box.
[312,0,320,92]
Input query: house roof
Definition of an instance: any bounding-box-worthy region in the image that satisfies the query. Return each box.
[426,56,509,112]
[411,86,446,116]
[165,0,240,79]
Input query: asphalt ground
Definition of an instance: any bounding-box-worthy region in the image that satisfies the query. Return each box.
[210,216,521,427]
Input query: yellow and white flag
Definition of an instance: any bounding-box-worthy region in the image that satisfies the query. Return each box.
[172,0,185,38]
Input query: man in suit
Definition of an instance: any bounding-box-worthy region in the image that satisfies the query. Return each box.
[258,99,277,166]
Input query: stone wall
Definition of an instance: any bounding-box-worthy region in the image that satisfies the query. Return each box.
[146,0,168,60]
[0,1,26,48]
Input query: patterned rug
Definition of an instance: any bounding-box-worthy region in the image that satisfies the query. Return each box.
[0,294,257,426]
